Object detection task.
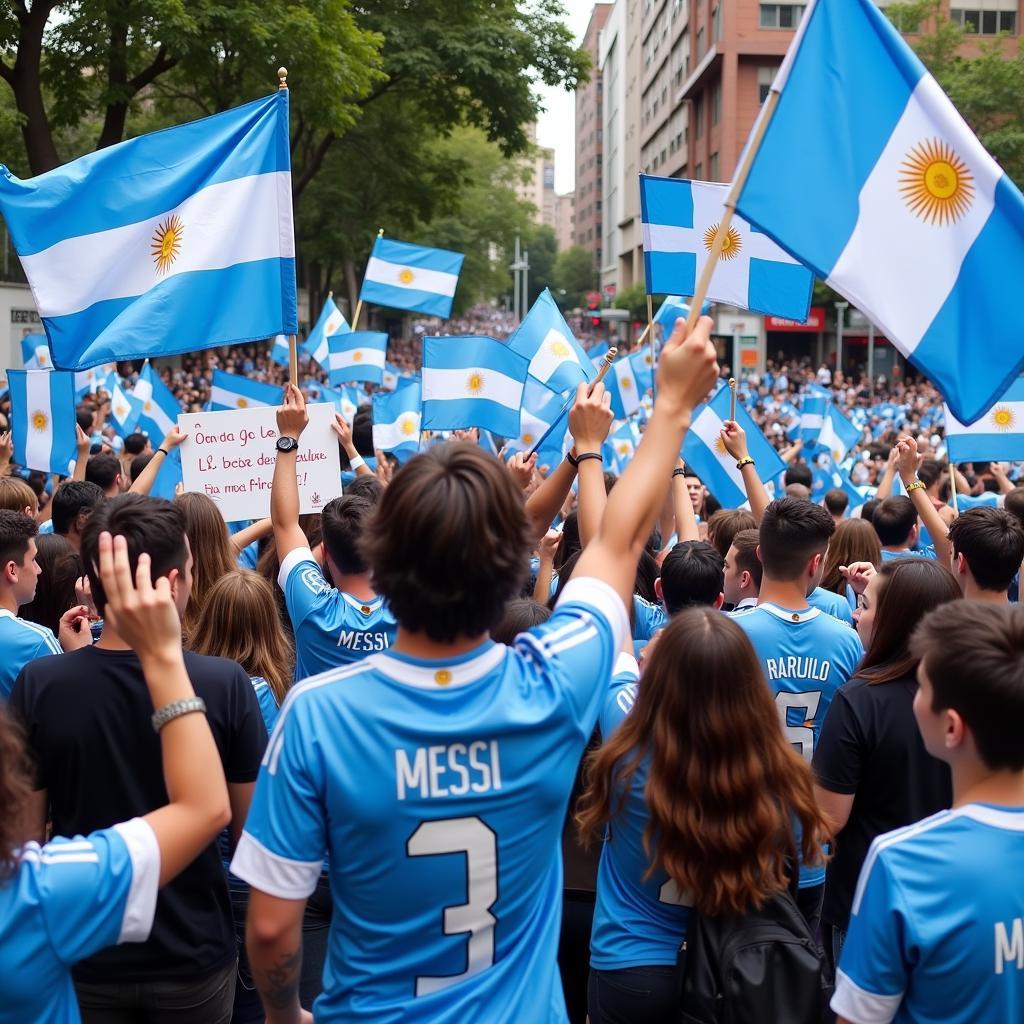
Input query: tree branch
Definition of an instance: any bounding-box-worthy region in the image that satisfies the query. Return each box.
[0,60,14,86]
[128,45,178,93]
[292,132,336,199]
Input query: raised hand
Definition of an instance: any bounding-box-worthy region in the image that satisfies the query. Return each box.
[57,604,93,651]
[656,315,719,417]
[162,425,188,449]
[839,560,877,596]
[895,435,920,483]
[719,419,749,461]
[568,380,613,454]
[277,384,308,440]
[506,451,537,491]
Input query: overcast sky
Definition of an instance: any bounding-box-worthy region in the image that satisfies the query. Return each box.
[535,0,597,195]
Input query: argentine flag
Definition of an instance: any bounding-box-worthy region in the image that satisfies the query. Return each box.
[8,369,77,474]
[609,420,638,474]
[361,236,464,319]
[683,383,786,508]
[605,351,654,420]
[945,376,1024,462]
[817,404,862,463]
[800,391,829,445]
[640,175,813,322]
[210,369,284,411]
[734,0,1024,425]
[132,362,181,444]
[0,91,297,371]
[106,373,144,437]
[327,330,387,387]
[509,289,595,395]
[302,296,349,367]
[421,336,528,437]
[653,296,712,338]
[269,334,290,368]
[372,379,422,460]
[21,335,51,369]
[506,379,565,457]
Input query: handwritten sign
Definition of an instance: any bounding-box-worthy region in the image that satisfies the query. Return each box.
[178,403,341,522]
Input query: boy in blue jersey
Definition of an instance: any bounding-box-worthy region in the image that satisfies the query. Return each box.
[0,510,90,699]
[270,391,398,679]
[732,497,863,931]
[231,317,721,1023]
[833,602,1024,1024]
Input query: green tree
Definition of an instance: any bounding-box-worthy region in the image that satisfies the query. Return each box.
[553,245,597,307]
[524,224,558,307]
[613,282,648,320]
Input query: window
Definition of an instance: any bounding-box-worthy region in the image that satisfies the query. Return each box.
[711,82,721,125]
[757,64,780,104]
[759,3,806,29]
[950,4,1017,34]
[709,152,719,180]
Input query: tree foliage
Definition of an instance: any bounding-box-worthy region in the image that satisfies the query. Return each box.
[524,225,558,307]
[553,245,597,308]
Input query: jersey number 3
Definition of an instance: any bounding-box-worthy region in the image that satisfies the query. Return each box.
[406,816,498,997]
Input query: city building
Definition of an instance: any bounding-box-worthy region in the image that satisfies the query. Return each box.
[516,122,556,229]
[554,190,576,250]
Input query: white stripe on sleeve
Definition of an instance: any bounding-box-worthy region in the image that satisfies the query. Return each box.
[230,831,322,900]
[831,969,903,1024]
[112,817,160,943]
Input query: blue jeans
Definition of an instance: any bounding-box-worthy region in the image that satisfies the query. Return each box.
[588,965,680,1024]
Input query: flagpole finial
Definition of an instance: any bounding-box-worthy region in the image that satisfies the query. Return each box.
[278,67,288,90]
[328,289,333,298]
[377,228,384,237]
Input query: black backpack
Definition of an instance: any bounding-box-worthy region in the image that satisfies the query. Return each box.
[678,875,831,1024]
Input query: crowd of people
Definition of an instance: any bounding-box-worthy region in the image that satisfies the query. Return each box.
[0,312,1023,1024]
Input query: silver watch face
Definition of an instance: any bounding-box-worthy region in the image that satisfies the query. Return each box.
[276,435,298,453]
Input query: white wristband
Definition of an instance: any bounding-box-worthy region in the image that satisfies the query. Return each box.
[349,455,365,471]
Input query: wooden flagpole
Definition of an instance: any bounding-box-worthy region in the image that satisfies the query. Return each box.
[949,458,960,515]
[277,67,299,387]
[352,227,384,330]
[646,293,656,401]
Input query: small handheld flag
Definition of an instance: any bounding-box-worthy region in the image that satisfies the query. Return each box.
[327,331,387,387]
[605,351,654,420]
[360,236,464,319]
[945,377,1024,463]
[372,378,422,460]
[210,369,284,411]
[106,372,144,437]
[8,369,77,474]
[132,362,181,444]
[508,289,595,395]
[21,335,51,369]
[302,296,350,367]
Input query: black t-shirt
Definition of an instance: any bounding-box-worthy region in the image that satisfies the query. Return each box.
[812,674,952,931]
[10,645,267,982]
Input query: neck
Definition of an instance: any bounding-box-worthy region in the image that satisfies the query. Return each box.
[393,627,489,661]
[94,621,132,651]
[0,590,19,615]
[757,578,810,609]
[882,543,911,553]
[962,579,1008,604]
[952,761,1024,810]
[331,570,377,602]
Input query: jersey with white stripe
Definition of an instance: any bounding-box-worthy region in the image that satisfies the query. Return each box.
[0,608,61,701]
[833,804,1024,1024]
[732,602,863,887]
[0,819,159,1024]
[807,586,855,626]
[231,577,627,1023]
[278,547,397,680]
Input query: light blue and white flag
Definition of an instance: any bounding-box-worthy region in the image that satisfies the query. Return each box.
[8,369,77,474]
[508,289,595,395]
[210,369,284,411]
[421,336,528,437]
[817,403,862,463]
[945,376,1024,463]
[269,334,290,367]
[811,449,866,512]
[20,334,51,369]
[372,378,422,460]
[105,372,144,437]
[609,420,639,474]
[132,362,180,444]
[74,364,114,398]
[640,175,813,321]
[734,0,1024,425]
[800,391,828,445]
[505,379,565,456]
[605,351,654,420]
[327,330,387,386]
[360,236,464,319]
[587,340,609,370]
[302,296,349,366]
[683,383,786,508]
[652,295,712,338]
[382,362,401,391]
[149,445,184,501]
[0,91,297,371]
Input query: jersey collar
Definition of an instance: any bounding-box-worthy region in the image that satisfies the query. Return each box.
[960,804,1024,831]
[758,602,820,624]
[367,641,506,690]
[339,592,383,613]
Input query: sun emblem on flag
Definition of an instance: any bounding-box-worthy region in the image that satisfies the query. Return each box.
[522,432,535,446]
[621,376,633,390]
[703,223,742,260]
[549,338,570,358]
[38,351,48,366]
[352,351,363,362]
[144,401,152,413]
[467,371,485,395]
[115,403,128,419]
[399,268,415,284]
[899,139,974,226]
[713,435,728,455]
[990,405,1015,431]
[237,398,248,409]
[151,214,183,274]
[400,415,417,436]
[31,410,48,432]
[617,442,631,457]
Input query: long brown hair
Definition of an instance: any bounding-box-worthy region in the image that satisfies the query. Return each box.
[0,709,33,879]
[175,492,236,645]
[191,570,294,704]
[858,558,960,685]
[820,518,882,595]
[576,609,829,916]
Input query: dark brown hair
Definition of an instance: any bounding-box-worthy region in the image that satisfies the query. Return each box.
[758,497,835,582]
[20,534,82,636]
[0,708,33,879]
[730,527,763,590]
[820,518,882,595]
[857,559,960,684]
[362,444,531,642]
[175,492,236,645]
[948,507,1024,593]
[871,496,917,547]
[577,609,829,916]
[706,508,756,559]
[911,602,1024,771]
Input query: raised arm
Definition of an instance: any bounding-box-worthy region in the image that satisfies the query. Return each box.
[524,456,577,545]
[571,388,614,548]
[671,458,700,544]
[331,414,372,477]
[230,518,274,554]
[574,317,720,608]
[874,447,899,501]
[896,435,952,566]
[720,418,770,524]
[271,385,311,560]
[129,427,187,495]
[71,424,91,481]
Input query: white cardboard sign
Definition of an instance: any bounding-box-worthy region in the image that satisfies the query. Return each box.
[178,403,341,522]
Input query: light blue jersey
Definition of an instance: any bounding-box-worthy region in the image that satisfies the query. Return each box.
[0,609,61,700]
[0,819,159,1024]
[881,547,936,562]
[834,805,1024,1024]
[632,594,667,642]
[278,547,398,680]
[732,602,863,887]
[232,577,628,1023]
[808,586,855,626]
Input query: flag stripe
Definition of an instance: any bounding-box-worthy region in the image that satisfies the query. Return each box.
[328,349,387,372]
[422,367,523,411]
[373,414,422,451]
[25,371,53,473]
[364,256,458,298]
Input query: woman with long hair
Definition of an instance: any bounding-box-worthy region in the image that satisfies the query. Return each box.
[812,558,960,975]
[819,518,882,606]
[577,608,830,1023]
[20,533,83,637]
[174,492,237,645]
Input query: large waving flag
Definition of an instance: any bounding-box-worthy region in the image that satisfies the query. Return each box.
[327,330,387,386]
[640,175,813,321]
[210,369,284,411]
[508,289,595,395]
[302,295,349,366]
[8,369,77,474]
[0,91,296,371]
[361,236,464,319]
[945,376,1024,462]
[421,336,528,437]
[605,351,655,420]
[372,378,422,461]
[132,362,180,444]
[683,383,786,508]
[734,0,1024,425]
[106,372,144,437]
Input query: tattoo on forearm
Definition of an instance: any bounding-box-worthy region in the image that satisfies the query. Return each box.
[257,945,303,1010]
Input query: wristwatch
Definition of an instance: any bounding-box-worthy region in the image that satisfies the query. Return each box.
[275,435,299,454]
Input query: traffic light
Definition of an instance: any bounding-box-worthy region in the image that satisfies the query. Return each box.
[586,291,600,329]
